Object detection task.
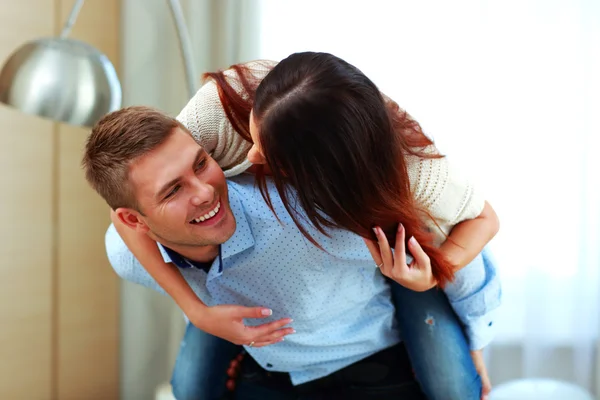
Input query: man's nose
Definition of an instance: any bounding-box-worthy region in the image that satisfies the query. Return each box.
[189,180,213,206]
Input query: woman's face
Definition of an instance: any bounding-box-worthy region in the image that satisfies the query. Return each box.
[248,110,267,165]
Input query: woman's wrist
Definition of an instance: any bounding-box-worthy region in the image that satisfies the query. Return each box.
[187,301,210,329]
[440,242,463,270]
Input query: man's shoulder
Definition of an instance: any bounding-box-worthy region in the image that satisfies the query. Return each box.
[227,173,258,193]
[226,173,264,207]
[104,224,166,294]
[227,173,285,205]
[226,174,292,223]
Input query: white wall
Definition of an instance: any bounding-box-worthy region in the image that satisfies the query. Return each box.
[255,0,600,392]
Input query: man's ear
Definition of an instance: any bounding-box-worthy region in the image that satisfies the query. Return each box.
[113,207,150,234]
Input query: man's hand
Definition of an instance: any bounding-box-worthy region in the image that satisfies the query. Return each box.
[364,225,437,292]
[471,349,492,400]
[191,304,294,347]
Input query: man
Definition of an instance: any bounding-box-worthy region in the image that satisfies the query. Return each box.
[83,106,498,399]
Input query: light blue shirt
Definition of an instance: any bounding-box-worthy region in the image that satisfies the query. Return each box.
[105,174,500,385]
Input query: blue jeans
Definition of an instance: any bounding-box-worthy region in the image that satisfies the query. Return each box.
[390,283,481,399]
[171,285,482,400]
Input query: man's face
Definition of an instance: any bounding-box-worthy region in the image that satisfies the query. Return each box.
[127,127,236,248]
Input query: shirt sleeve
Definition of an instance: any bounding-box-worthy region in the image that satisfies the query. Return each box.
[104,223,166,296]
[176,60,276,177]
[443,246,502,350]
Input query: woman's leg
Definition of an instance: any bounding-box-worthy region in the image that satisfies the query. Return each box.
[390,276,482,400]
[171,322,242,400]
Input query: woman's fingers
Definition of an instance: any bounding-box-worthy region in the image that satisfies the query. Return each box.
[392,224,409,277]
[251,338,285,348]
[373,227,394,276]
[256,327,295,344]
[406,235,430,268]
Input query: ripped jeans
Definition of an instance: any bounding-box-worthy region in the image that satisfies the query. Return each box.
[171,255,489,400]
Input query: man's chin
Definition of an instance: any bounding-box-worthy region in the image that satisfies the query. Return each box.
[213,208,236,240]
[214,217,236,244]
[191,215,236,245]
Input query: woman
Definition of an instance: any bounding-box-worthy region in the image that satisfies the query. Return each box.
[114,53,499,400]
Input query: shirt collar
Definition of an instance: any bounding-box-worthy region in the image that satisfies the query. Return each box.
[220,183,255,260]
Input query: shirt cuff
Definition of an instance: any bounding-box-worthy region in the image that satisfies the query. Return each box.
[444,247,502,350]
[464,310,498,350]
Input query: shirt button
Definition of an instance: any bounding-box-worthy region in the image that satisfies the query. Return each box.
[266,363,273,368]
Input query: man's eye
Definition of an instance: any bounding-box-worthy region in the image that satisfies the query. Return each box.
[166,185,180,198]
[196,159,207,170]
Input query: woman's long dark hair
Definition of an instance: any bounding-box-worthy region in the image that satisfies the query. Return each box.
[205,53,454,286]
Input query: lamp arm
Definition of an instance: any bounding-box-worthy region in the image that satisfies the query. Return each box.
[60,0,86,39]
[167,0,198,99]
[60,0,197,99]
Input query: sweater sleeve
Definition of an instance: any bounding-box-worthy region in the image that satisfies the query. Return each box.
[407,146,486,238]
[176,60,276,177]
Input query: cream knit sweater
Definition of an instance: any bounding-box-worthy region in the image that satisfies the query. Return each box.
[176,61,485,244]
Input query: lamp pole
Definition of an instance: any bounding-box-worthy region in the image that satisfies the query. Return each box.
[166,0,198,98]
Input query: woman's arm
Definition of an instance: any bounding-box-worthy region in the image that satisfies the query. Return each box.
[441,201,500,270]
[406,144,500,272]
[110,211,294,346]
[110,211,209,314]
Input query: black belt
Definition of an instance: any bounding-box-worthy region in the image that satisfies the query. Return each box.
[238,342,424,397]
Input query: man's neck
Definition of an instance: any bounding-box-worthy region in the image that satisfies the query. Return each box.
[161,242,219,264]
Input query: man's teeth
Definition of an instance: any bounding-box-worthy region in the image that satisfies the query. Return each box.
[192,202,221,224]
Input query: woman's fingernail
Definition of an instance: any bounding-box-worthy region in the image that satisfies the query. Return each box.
[372,227,378,235]
[409,236,417,245]
[261,309,273,316]
[398,223,404,232]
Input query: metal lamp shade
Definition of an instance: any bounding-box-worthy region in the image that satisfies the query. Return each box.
[0,37,121,128]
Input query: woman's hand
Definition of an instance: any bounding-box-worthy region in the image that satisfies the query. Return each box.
[363,224,437,292]
[191,305,295,348]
